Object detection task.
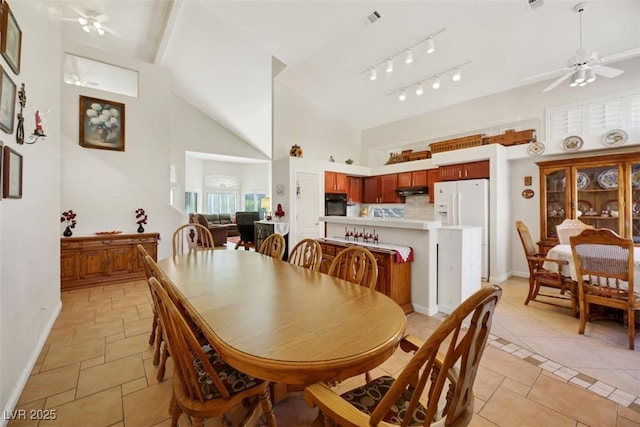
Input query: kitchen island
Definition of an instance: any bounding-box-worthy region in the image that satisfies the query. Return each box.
[321,216,441,315]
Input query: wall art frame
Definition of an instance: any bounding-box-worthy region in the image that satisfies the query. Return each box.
[1,1,22,75]
[3,145,22,198]
[0,65,16,133]
[79,95,126,151]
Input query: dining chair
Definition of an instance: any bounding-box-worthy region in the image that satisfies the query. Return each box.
[305,284,503,427]
[258,233,286,260]
[569,228,639,349]
[288,238,323,271]
[328,246,378,290]
[556,218,594,245]
[136,245,160,350]
[147,276,276,427]
[234,211,260,250]
[172,223,215,256]
[515,220,576,312]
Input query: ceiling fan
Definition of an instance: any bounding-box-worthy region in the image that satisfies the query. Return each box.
[524,2,640,92]
[63,7,117,36]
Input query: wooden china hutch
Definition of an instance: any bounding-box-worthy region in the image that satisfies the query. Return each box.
[537,152,640,253]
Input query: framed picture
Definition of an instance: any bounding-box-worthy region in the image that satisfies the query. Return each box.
[3,145,22,199]
[0,65,15,133]
[79,96,126,151]
[1,1,22,75]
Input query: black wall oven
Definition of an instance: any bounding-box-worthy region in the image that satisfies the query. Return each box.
[325,193,347,216]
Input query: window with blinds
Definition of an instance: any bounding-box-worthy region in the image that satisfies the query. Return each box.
[546,90,640,140]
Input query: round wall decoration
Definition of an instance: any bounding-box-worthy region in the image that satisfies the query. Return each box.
[602,129,628,147]
[561,135,583,152]
[521,189,535,199]
[276,184,285,196]
[527,141,545,157]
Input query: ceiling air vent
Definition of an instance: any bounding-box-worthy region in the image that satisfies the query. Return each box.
[366,10,381,24]
[525,0,544,10]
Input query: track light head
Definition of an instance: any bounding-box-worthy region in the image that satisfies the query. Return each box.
[399,89,407,101]
[425,37,435,54]
[416,83,424,96]
[369,67,377,81]
[386,58,393,73]
[452,67,462,82]
[432,76,441,89]
[405,49,413,64]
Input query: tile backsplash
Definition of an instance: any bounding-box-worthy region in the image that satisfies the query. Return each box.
[404,195,434,220]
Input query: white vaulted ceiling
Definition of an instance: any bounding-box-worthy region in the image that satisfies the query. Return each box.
[61,1,640,157]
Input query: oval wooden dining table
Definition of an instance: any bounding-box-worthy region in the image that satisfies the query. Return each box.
[157,249,407,386]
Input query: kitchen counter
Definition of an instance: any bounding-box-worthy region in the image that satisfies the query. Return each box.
[322,216,440,316]
[320,216,441,230]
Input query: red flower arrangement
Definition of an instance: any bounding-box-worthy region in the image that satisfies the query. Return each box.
[60,210,77,228]
[274,203,285,218]
[135,208,148,225]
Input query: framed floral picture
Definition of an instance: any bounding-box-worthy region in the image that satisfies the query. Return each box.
[0,65,16,133]
[3,145,22,199]
[79,96,125,151]
[1,1,22,75]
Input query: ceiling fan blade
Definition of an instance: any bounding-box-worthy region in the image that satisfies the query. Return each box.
[70,6,87,19]
[591,65,623,78]
[597,47,640,65]
[542,72,573,92]
[94,13,109,23]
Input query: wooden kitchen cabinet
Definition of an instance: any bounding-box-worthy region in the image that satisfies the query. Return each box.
[363,174,402,203]
[60,233,160,291]
[537,152,640,253]
[318,240,413,314]
[397,170,428,187]
[439,161,489,181]
[324,171,347,193]
[346,176,362,203]
[427,169,440,203]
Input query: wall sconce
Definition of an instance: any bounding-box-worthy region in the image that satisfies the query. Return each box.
[16,84,47,145]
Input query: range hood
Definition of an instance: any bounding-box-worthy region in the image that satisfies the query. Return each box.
[396,186,429,196]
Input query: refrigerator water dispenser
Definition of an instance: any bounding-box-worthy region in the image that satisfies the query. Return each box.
[435,203,450,224]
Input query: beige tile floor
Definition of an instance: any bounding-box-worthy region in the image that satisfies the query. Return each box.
[7,258,640,426]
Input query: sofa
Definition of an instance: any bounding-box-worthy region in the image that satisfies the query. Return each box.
[189,213,227,246]
[201,213,239,237]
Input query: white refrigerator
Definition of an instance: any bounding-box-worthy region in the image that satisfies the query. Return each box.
[434,179,489,280]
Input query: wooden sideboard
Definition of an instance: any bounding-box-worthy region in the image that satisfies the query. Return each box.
[318,239,413,314]
[60,233,160,291]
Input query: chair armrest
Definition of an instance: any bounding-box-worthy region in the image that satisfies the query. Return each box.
[304,382,395,427]
[527,255,568,266]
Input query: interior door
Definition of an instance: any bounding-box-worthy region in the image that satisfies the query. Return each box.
[295,172,320,244]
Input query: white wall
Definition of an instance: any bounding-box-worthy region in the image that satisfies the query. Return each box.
[61,42,184,260]
[0,1,63,417]
[273,80,361,163]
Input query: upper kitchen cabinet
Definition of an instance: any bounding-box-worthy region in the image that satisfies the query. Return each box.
[537,152,640,253]
[347,176,362,203]
[363,174,403,204]
[325,172,347,193]
[439,161,489,181]
[427,169,440,203]
[397,170,428,188]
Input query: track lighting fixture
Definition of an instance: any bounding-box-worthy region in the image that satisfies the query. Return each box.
[362,27,447,79]
[452,67,462,82]
[369,67,377,81]
[425,37,435,54]
[389,61,471,101]
[405,49,413,64]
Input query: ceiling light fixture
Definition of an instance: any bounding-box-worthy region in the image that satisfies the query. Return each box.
[362,27,447,78]
[389,61,471,101]
[405,49,413,64]
[78,14,106,36]
[585,68,596,83]
[369,67,377,81]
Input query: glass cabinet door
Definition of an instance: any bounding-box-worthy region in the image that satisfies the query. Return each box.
[574,163,622,236]
[542,168,569,240]
[631,162,640,244]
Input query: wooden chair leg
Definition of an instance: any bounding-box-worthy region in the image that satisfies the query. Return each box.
[153,325,163,366]
[578,297,587,335]
[169,395,181,427]
[524,277,536,305]
[629,308,635,350]
[149,315,158,345]
[157,345,169,382]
